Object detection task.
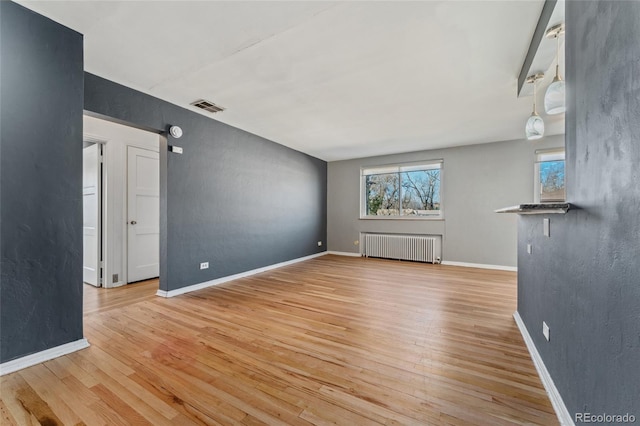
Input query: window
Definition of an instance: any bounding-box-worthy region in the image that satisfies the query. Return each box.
[535,149,565,202]
[361,161,442,218]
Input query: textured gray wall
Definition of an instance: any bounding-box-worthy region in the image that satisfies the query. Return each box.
[84,74,327,292]
[328,136,563,267]
[517,1,640,418]
[1,2,84,362]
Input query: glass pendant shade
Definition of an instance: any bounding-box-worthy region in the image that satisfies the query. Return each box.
[544,24,566,115]
[525,72,545,141]
[525,113,545,140]
[544,78,566,114]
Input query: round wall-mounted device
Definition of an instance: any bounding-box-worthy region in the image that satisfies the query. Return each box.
[169,125,183,139]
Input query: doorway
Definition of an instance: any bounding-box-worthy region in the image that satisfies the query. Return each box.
[82,115,160,288]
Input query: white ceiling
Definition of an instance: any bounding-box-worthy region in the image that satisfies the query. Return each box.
[18,1,565,161]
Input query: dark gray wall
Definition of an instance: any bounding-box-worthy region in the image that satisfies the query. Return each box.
[1,1,84,362]
[84,74,327,292]
[517,1,640,419]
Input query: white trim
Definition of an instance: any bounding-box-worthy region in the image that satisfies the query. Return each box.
[156,252,327,298]
[0,338,90,376]
[360,159,443,176]
[358,216,444,221]
[513,312,574,426]
[326,251,362,257]
[440,260,517,272]
[83,133,108,145]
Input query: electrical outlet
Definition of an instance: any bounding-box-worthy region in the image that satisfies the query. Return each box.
[527,244,532,254]
[317,241,323,247]
[543,321,550,341]
[200,262,209,270]
[354,240,359,246]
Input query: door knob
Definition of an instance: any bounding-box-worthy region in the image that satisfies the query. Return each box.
[130,220,137,225]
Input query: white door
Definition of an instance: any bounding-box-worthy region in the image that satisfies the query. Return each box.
[127,146,160,283]
[83,144,101,286]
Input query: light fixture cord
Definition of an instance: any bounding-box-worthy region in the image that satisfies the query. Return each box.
[556,34,560,79]
[533,78,537,114]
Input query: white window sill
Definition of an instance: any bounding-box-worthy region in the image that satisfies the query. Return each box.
[359,216,444,221]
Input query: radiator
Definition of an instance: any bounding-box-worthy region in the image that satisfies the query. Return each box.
[362,234,439,263]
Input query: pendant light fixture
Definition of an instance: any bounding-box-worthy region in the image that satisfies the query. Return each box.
[544,23,566,115]
[525,73,545,140]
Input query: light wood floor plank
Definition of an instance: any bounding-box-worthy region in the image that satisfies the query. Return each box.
[0,256,557,425]
[0,396,19,426]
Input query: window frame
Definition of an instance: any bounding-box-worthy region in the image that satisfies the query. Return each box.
[534,148,566,203]
[359,160,444,220]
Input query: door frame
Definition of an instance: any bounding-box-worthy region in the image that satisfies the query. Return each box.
[83,115,161,288]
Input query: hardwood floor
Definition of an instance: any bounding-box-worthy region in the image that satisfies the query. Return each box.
[83,278,159,315]
[0,255,557,425]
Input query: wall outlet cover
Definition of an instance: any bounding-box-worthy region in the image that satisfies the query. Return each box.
[543,321,550,341]
[200,262,209,270]
[317,241,323,246]
[527,244,532,254]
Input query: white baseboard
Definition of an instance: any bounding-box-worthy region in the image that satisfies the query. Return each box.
[0,338,90,376]
[326,251,362,257]
[441,260,517,272]
[156,252,327,298]
[329,253,515,270]
[513,312,574,426]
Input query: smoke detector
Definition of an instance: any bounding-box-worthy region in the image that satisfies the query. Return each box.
[190,99,225,114]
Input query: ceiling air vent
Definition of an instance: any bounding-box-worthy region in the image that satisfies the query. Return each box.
[190,99,225,114]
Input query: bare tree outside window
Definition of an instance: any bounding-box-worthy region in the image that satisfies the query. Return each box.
[401,170,440,213]
[539,160,565,202]
[365,173,400,215]
[364,163,441,217]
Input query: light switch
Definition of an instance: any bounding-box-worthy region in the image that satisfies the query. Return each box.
[543,218,550,237]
